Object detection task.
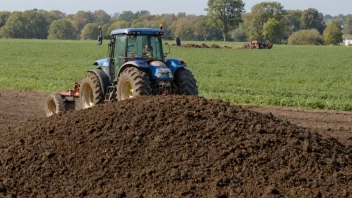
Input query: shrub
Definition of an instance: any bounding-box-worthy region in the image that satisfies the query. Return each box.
[288,29,323,45]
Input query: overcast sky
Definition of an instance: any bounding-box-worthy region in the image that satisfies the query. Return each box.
[2,0,351,16]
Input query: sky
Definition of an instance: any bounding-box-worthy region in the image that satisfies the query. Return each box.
[2,0,352,16]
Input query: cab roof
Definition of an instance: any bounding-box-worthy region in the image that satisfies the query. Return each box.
[111,28,164,35]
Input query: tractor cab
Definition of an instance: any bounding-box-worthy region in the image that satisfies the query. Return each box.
[111,28,166,66]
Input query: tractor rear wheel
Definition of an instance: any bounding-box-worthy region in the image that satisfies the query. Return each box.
[45,93,65,117]
[174,68,198,95]
[116,67,151,101]
[79,73,104,109]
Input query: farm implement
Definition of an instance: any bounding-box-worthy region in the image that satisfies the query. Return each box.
[45,25,198,116]
[243,40,273,49]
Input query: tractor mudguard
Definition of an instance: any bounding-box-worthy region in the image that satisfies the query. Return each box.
[93,58,110,66]
[88,69,111,96]
[165,59,187,75]
[118,60,149,76]
[93,58,111,81]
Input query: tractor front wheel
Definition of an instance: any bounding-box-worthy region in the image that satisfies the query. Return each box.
[45,93,65,117]
[79,73,104,109]
[174,68,198,95]
[116,67,151,101]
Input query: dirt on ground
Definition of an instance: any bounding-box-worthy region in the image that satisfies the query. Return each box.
[173,43,273,50]
[0,89,351,197]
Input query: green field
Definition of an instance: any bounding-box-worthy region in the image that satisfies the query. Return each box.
[1,39,352,111]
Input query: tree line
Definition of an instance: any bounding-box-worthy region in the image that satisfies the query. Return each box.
[0,0,351,45]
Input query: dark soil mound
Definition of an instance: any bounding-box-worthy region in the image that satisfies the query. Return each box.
[201,43,210,48]
[182,44,201,48]
[211,44,221,48]
[0,96,351,198]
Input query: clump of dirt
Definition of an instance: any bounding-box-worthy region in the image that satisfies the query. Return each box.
[201,43,210,48]
[211,44,221,48]
[0,95,351,198]
[182,44,202,48]
[223,45,233,49]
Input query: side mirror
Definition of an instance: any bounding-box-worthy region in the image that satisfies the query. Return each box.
[164,43,170,55]
[97,36,103,45]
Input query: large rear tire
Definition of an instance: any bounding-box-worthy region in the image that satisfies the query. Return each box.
[45,93,65,117]
[174,68,198,95]
[79,73,104,109]
[116,67,151,101]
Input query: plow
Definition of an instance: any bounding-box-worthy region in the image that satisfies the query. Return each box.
[45,24,198,116]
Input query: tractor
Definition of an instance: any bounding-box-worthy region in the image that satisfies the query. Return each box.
[45,25,198,116]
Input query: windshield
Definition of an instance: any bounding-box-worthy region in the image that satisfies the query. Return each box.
[127,35,163,61]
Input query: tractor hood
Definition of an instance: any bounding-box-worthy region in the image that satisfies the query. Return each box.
[93,58,110,66]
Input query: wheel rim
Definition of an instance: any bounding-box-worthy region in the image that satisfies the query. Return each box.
[46,99,56,116]
[82,83,94,109]
[121,80,133,100]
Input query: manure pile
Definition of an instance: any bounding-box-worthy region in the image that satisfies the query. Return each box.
[0,95,351,197]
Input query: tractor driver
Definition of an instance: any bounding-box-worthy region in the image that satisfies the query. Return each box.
[143,44,154,61]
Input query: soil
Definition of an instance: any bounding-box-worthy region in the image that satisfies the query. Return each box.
[0,89,47,132]
[0,88,351,197]
[175,43,273,50]
[0,88,351,147]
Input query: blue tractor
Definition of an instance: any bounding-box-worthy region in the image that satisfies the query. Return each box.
[45,25,198,116]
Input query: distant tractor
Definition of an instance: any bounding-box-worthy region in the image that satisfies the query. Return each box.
[45,25,198,116]
[243,40,273,49]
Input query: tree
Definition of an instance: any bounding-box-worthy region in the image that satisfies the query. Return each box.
[66,14,75,20]
[324,14,333,20]
[94,10,111,24]
[177,12,187,19]
[80,23,100,40]
[285,10,302,32]
[288,29,322,45]
[111,13,120,21]
[323,21,343,45]
[74,11,95,32]
[160,14,176,36]
[118,11,136,21]
[135,10,151,18]
[107,20,130,34]
[343,16,352,35]
[1,10,50,39]
[301,8,326,33]
[0,11,11,28]
[263,18,281,43]
[1,11,23,38]
[247,2,285,41]
[25,9,53,39]
[49,10,66,20]
[175,18,196,40]
[48,19,78,40]
[205,0,245,41]
[230,23,248,41]
[194,16,212,40]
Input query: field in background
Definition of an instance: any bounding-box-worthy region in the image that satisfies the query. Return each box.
[1,39,352,111]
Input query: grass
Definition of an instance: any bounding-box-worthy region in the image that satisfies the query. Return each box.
[1,39,352,111]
